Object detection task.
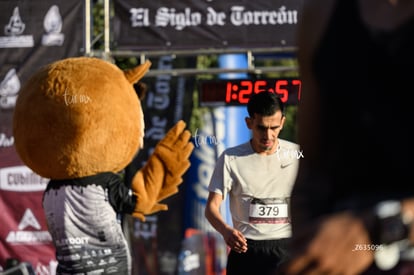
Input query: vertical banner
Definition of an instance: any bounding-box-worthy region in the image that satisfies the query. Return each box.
[184,54,250,232]
[124,56,197,275]
[180,108,227,275]
[183,108,226,232]
[0,1,84,273]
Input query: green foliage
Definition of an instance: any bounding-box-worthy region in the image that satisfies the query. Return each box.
[91,0,105,51]
[280,105,298,143]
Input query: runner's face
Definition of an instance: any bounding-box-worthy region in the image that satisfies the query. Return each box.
[246,111,285,154]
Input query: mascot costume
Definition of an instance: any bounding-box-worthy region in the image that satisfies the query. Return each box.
[12,57,194,274]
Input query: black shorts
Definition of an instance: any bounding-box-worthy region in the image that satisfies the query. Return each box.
[226,238,291,275]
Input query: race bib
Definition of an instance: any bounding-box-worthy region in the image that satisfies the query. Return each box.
[248,198,289,224]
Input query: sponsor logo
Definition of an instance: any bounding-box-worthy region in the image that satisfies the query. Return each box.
[55,237,90,247]
[179,250,200,272]
[0,6,34,48]
[6,209,52,244]
[18,208,41,230]
[0,166,49,192]
[0,68,20,109]
[0,132,14,148]
[42,5,65,46]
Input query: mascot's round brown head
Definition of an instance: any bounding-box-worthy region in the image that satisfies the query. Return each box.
[13,57,148,179]
[12,56,193,274]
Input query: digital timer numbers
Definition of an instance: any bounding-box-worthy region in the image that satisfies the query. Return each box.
[225,79,302,104]
[198,78,301,106]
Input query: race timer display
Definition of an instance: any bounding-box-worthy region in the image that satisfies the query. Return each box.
[199,78,301,106]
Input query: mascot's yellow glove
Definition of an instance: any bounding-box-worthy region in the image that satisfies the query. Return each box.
[131,120,194,221]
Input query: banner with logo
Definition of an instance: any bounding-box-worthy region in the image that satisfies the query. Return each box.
[113,0,304,51]
[0,1,84,273]
[124,55,197,275]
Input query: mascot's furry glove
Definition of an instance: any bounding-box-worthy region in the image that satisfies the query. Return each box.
[132,120,193,221]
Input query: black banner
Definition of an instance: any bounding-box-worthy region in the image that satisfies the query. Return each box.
[0,1,84,82]
[113,0,304,51]
[0,1,84,273]
[124,55,197,275]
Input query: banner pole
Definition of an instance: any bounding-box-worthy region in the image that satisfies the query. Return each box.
[84,0,91,56]
[104,0,111,60]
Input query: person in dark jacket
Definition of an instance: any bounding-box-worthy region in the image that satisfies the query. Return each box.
[280,0,414,274]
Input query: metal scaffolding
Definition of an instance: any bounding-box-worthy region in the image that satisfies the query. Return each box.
[83,0,299,77]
